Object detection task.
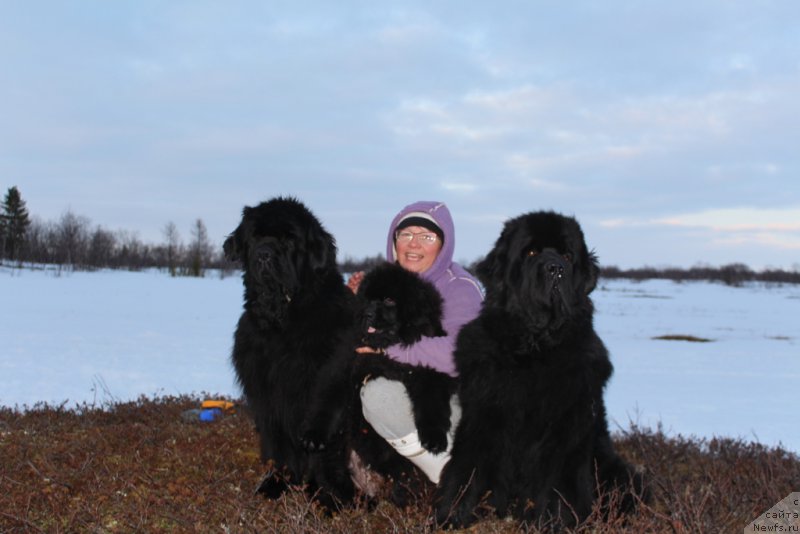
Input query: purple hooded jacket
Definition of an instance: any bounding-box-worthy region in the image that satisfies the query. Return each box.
[383,201,484,377]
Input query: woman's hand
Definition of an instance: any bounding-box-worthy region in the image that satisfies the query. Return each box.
[347,271,365,293]
[355,346,383,355]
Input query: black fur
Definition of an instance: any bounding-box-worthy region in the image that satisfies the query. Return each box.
[301,263,456,501]
[434,211,647,529]
[224,197,358,508]
[356,264,455,455]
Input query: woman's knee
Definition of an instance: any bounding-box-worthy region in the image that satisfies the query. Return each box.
[360,378,415,439]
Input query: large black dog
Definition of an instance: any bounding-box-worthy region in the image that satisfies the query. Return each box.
[224,197,359,507]
[301,262,457,501]
[435,211,646,528]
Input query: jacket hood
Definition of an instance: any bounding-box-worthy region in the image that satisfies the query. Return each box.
[386,200,456,282]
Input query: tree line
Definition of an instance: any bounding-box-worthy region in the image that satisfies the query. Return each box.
[2,185,798,284]
[598,263,800,286]
[0,186,229,277]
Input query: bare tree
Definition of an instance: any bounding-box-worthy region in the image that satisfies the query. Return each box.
[163,221,182,277]
[115,230,149,271]
[187,218,212,277]
[56,210,91,267]
[22,217,47,263]
[87,227,117,268]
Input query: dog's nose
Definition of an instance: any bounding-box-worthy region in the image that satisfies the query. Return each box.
[546,262,564,278]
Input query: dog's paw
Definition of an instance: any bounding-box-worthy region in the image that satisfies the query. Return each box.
[415,409,451,454]
[418,425,449,454]
[255,468,289,499]
[353,353,392,380]
[298,419,332,451]
[434,500,466,530]
[435,493,480,530]
[299,427,329,452]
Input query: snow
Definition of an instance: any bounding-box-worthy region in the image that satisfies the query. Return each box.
[1,266,242,409]
[2,265,798,454]
[595,279,799,453]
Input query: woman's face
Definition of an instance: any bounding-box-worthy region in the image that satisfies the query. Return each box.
[395,225,443,273]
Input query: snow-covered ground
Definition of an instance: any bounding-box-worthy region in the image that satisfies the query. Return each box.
[594,279,799,454]
[2,265,798,454]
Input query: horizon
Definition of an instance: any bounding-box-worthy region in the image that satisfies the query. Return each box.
[6,191,799,272]
[2,2,799,270]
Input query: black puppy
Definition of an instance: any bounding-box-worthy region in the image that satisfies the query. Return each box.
[356,262,453,456]
[301,263,456,499]
[435,211,647,529]
[224,197,358,508]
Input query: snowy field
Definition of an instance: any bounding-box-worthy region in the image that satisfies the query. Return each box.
[2,265,798,454]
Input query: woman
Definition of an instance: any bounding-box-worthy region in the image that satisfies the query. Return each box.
[350,200,483,483]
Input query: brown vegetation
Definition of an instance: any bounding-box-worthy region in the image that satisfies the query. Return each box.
[651,335,715,343]
[1,396,797,533]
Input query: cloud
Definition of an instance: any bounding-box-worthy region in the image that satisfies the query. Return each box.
[462,85,559,113]
[440,181,478,193]
[600,207,800,252]
[712,232,800,250]
[727,54,756,73]
[160,125,300,155]
[597,218,631,229]
[375,17,440,46]
[387,97,507,142]
[654,207,800,232]
[382,71,800,226]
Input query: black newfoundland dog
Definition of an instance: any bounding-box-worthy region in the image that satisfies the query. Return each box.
[224,197,359,507]
[435,211,646,528]
[354,264,456,457]
[301,262,456,501]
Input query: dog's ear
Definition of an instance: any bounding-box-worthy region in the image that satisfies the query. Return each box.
[475,251,495,285]
[429,321,447,338]
[223,228,243,263]
[416,318,447,339]
[306,226,338,271]
[400,312,446,344]
[223,207,251,263]
[223,233,239,262]
[407,293,447,339]
[584,250,600,295]
[476,227,510,299]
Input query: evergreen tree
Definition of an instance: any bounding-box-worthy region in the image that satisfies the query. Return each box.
[1,186,31,261]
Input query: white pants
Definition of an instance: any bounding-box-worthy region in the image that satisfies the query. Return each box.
[360,377,461,483]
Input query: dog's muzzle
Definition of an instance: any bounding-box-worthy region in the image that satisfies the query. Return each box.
[543,255,567,291]
[546,260,565,281]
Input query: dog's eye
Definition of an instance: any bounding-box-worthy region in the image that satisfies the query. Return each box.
[526,249,539,257]
[562,253,572,263]
[383,297,396,306]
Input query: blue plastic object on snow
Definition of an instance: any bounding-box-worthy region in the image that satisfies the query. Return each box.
[199,408,222,422]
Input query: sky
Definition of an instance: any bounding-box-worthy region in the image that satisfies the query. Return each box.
[1,1,799,270]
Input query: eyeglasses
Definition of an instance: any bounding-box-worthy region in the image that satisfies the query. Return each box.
[395,231,439,246]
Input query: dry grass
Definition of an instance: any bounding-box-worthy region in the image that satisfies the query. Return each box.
[651,334,715,343]
[1,395,797,533]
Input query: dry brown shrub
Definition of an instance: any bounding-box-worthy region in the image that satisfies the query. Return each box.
[1,397,797,533]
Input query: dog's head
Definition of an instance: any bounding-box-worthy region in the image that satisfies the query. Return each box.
[477,211,599,333]
[357,263,446,348]
[225,197,337,319]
